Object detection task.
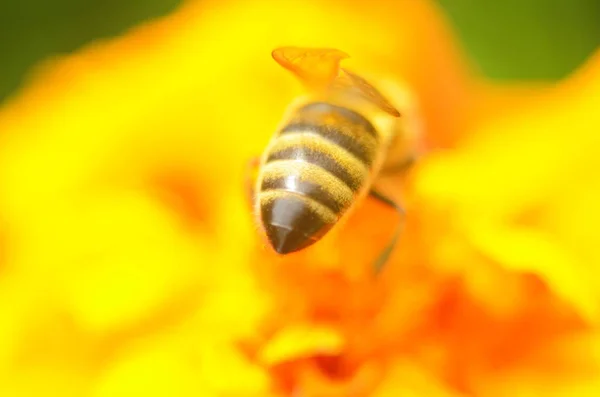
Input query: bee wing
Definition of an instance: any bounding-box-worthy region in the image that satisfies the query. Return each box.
[272,47,349,90]
[338,68,401,118]
[272,47,401,118]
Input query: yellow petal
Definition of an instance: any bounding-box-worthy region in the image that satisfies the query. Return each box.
[415,50,600,321]
[415,49,600,217]
[57,191,208,332]
[465,220,599,322]
[93,333,270,397]
[259,324,345,366]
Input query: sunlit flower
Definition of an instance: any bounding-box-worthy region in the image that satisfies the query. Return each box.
[0,0,599,396]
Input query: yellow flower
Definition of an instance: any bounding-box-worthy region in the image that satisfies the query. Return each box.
[0,0,599,396]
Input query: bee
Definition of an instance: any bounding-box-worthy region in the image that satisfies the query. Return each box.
[247,47,422,272]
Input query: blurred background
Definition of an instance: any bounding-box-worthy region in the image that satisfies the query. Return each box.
[0,0,599,104]
[0,2,598,396]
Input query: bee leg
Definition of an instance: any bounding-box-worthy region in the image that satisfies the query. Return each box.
[368,190,406,274]
[244,156,261,210]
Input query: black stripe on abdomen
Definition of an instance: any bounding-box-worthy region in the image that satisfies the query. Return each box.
[299,102,378,138]
[279,122,376,166]
[266,147,362,192]
[261,176,345,214]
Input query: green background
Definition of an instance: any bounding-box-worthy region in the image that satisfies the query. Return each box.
[0,0,598,103]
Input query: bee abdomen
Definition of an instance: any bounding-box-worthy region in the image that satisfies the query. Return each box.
[257,101,379,255]
[257,160,354,254]
[259,190,336,254]
[299,102,379,138]
[265,133,368,192]
[280,122,374,166]
[281,102,380,168]
[260,160,354,211]
[262,175,344,214]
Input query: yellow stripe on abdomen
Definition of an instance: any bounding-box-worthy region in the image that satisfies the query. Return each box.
[259,159,354,215]
[265,132,368,192]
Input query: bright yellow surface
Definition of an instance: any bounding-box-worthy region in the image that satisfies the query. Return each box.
[0,0,599,396]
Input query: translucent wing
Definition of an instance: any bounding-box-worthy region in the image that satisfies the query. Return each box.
[338,68,401,117]
[272,47,349,90]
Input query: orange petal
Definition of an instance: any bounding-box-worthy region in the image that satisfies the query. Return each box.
[470,332,600,397]
[372,360,463,397]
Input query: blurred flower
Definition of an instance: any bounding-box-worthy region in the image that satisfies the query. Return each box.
[0,0,599,396]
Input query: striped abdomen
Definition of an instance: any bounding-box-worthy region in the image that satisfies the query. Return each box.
[257,102,381,254]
